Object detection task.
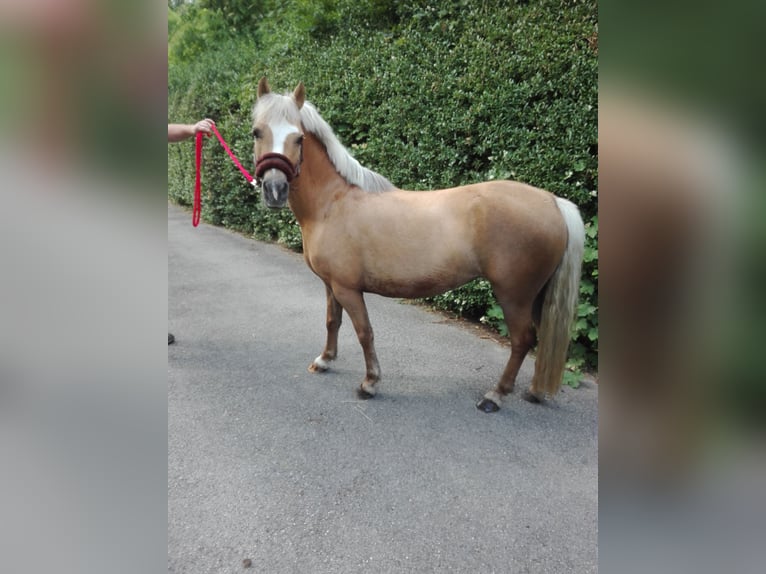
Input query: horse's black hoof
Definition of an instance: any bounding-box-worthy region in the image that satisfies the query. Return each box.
[523,390,543,404]
[357,387,375,400]
[476,398,500,413]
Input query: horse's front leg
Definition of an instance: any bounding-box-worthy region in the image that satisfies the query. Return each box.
[309,283,343,373]
[330,285,380,399]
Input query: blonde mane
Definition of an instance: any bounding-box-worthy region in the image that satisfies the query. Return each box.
[253,93,395,193]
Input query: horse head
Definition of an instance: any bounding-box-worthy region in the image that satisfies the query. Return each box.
[252,77,305,208]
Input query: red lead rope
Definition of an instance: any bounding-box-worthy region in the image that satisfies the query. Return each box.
[193,125,256,227]
[193,132,203,226]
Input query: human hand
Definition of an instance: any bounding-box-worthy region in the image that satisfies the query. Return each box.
[193,118,215,136]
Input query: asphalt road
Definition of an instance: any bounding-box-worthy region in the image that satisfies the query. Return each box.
[168,204,598,573]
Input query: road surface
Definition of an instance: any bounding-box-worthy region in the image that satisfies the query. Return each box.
[168,204,598,573]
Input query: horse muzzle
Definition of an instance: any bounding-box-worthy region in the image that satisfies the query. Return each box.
[255,152,298,209]
[261,172,289,208]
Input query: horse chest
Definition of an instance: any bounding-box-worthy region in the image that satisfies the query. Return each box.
[303,232,360,283]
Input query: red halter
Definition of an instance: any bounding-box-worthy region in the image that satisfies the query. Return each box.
[254,152,298,182]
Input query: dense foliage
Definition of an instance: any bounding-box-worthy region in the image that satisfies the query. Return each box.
[168,0,598,374]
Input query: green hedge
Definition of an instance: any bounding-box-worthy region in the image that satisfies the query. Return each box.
[168,0,598,373]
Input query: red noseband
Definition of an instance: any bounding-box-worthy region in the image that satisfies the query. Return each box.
[255,152,298,182]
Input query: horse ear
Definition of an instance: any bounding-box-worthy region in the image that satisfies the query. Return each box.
[257,77,271,98]
[293,82,306,110]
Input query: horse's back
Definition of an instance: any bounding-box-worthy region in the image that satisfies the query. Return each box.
[365,179,568,271]
[435,180,568,250]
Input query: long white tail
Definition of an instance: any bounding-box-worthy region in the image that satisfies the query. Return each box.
[531,197,586,397]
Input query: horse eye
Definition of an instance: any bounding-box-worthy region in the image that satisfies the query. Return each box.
[252,128,262,139]
[296,135,304,146]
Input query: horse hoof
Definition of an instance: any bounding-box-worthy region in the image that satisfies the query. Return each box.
[356,386,375,400]
[476,398,500,413]
[523,390,543,404]
[309,355,331,373]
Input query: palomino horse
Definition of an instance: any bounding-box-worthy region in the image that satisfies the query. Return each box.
[252,78,585,412]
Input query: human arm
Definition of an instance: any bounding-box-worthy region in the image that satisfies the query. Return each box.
[167,118,215,142]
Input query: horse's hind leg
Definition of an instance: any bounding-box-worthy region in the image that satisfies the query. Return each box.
[476,302,536,413]
[329,285,381,399]
[309,283,343,373]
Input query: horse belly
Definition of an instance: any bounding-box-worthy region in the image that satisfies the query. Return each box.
[362,275,467,299]
[361,245,480,299]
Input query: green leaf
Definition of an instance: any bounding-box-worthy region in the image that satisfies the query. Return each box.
[585,216,598,238]
[578,303,597,317]
[562,370,581,389]
[485,304,505,320]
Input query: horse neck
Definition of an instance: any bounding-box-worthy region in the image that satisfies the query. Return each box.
[288,133,353,225]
